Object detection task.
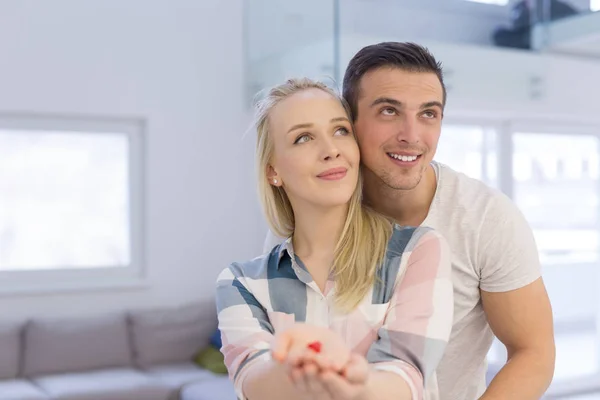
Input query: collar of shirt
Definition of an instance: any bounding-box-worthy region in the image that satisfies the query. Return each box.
[275,237,335,297]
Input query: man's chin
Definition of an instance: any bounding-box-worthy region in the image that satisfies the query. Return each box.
[383,175,422,191]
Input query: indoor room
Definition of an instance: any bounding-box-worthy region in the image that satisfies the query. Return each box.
[1,0,600,399]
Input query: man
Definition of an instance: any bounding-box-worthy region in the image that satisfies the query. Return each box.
[264,42,555,399]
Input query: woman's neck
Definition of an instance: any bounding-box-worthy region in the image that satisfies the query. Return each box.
[291,203,349,268]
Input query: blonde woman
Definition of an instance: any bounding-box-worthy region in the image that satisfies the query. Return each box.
[215,78,453,400]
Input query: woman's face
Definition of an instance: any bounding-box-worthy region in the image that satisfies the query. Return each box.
[267,88,360,210]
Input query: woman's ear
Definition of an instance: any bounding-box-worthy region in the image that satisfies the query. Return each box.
[266,164,281,187]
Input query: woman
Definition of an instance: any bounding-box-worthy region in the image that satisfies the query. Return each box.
[215,78,453,400]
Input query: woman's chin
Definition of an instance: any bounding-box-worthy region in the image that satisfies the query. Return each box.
[310,192,355,209]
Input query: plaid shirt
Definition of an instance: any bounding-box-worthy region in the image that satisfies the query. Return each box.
[215,225,453,400]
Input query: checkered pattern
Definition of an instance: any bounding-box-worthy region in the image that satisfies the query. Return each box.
[215,225,453,399]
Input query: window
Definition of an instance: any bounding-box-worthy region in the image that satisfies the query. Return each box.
[512,131,600,386]
[0,115,145,293]
[513,133,599,266]
[593,0,600,12]
[443,122,600,394]
[435,124,498,187]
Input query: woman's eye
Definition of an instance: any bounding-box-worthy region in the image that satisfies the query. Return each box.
[334,127,350,136]
[294,134,311,144]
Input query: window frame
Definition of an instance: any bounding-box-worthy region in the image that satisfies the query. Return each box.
[463,0,509,6]
[0,113,147,295]
[513,126,600,395]
[438,117,505,188]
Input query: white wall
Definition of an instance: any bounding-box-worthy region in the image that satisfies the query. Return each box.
[3,0,597,323]
[0,0,266,318]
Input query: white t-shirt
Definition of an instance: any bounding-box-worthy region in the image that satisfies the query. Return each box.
[262,161,541,400]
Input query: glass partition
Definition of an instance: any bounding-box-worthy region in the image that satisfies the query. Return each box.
[244,3,600,395]
[244,0,337,103]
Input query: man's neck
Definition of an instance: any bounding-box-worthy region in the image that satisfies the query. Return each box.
[363,164,437,227]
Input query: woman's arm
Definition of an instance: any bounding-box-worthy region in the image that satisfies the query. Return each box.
[216,264,306,400]
[363,228,454,400]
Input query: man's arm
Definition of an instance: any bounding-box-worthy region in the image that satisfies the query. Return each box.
[480,279,555,400]
[477,194,555,399]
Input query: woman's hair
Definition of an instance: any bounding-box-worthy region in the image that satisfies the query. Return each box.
[254,77,392,312]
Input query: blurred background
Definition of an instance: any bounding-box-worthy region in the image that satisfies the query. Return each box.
[1,0,600,398]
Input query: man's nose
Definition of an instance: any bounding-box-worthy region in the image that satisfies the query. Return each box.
[396,116,420,144]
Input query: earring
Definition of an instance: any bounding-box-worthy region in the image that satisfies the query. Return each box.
[273,179,278,184]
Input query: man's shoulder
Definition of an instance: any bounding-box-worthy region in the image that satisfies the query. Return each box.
[436,163,538,276]
[436,162,517,218]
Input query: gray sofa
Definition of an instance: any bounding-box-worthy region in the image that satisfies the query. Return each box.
[0,300,237,400]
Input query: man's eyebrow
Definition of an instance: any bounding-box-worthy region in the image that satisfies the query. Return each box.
[421,101,444,110]
[370,97,402,108]
[371,98,444,111]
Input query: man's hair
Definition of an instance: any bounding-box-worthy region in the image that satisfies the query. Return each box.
[342,42,446,120]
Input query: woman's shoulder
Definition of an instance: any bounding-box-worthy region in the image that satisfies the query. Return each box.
[387,224,445,256]
[220,241,288,281]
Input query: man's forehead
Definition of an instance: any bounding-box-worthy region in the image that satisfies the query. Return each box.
[358,70,443,105]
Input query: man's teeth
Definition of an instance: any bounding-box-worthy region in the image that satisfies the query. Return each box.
[389,153,418,162]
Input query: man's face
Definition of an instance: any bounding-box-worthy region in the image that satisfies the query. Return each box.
[353,67,444,191]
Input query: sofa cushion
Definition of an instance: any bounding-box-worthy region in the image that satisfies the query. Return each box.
[180,376,236,400]
[23,313,132,377]
[209,329,222,348]
[194,346,227,374]
[144,362,216,388]
[129,301,217,368]
[32,368,172,400]
[0,320,23,379]
[0,379,50,400]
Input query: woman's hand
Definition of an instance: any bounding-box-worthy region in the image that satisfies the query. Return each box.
[271,323,351,372]
[293,352,371,400]
[271,323,371,399]
[320,353,371,399]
